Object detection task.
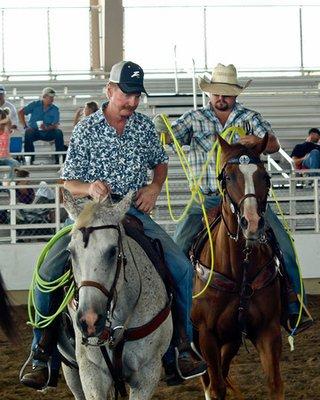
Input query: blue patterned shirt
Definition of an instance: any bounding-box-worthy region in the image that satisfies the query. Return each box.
[171,102,273,193]
[62,103,168,196]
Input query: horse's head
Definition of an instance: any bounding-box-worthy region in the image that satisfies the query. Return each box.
[63,189,133,338]
[217,134,271,242]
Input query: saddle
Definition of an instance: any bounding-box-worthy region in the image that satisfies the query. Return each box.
[122,214,174,295]
[190,205,296,334]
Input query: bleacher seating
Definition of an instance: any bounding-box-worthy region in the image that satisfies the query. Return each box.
[2,74,319,198]
[4,74,320,156]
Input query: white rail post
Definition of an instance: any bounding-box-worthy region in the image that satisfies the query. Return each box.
[55,185,61,233]
[9,183,17,244]
[314,177,319,232]
[192,58,197,110]
[174,45,179,95]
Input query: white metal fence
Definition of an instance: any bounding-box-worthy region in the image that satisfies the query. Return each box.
[1,166,319,244]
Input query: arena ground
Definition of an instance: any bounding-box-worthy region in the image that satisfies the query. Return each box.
[0,295,319,400]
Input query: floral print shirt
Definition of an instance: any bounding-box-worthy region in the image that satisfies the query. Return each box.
[62,102,168,196]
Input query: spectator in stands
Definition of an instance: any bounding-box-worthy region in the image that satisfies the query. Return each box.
[72,100,99,126]
[291,128,320,175]
[0,108,20,184]
[153,62,313,333]
[18,87,65,164]
[21,60,206,391]
[15,169,35,204]
[0,85,19,129]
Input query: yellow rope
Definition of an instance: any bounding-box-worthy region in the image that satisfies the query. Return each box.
[159,114,305,314]
[27,225,75,328]
[159,114,245,297]
[270,187,305,337]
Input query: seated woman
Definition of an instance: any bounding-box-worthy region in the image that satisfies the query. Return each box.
[0,108,20,185]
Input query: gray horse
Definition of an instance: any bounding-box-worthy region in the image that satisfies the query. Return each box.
[62,190,173,400]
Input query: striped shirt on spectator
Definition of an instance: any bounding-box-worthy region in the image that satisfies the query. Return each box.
[171,102,274,193]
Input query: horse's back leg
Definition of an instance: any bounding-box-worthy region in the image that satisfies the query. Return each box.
[198,326,226,400]
[61,364,86,400]
[254,325,284,400]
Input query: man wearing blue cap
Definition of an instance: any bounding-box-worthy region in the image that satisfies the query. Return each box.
[20,61,206,390]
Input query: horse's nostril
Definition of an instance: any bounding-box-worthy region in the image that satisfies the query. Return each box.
[94,314,104,328]
[79,319,88,335]
[240,216,248,229]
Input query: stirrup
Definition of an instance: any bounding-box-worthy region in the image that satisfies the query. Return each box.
[19,349,52,389]
[174,342,207,380]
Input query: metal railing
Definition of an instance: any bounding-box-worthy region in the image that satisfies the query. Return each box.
[0,170,319,244]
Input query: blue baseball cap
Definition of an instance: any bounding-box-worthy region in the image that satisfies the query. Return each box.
[109,61,147,95]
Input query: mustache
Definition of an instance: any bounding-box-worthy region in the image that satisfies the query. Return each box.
[123,106,136,111]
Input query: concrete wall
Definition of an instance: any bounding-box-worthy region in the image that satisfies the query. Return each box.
[0,233,319,304]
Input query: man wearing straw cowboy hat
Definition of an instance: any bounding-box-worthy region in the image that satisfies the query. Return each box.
[154,63,313,334]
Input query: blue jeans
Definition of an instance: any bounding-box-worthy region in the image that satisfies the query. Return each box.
[174,193,222,255]
[302,149,320,176]
[0,157,20,181]
[32,207,194,367]
[24,128,64,162]
[174,194,305,315]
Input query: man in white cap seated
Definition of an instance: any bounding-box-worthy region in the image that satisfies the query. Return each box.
[18,87,65,164]
[154,63,313,334]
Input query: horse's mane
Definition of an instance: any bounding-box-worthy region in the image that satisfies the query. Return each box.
[71,197,119,233]
[72,202,101,233]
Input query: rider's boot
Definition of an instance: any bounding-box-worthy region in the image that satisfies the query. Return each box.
[175,341,207,380]
[21,326,59,390]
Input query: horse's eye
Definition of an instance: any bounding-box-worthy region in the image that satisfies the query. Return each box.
[107,246,117,260]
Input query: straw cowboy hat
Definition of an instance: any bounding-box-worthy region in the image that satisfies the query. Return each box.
[198,63,252,96]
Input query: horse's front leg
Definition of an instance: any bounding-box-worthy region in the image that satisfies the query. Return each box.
[127,359,162,400]
[254,324,284,400]
[62,363,86,400]
[198,325,226,400]
[77,346,113,400]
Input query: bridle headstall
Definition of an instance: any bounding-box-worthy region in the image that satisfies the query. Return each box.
[217,155,270,241]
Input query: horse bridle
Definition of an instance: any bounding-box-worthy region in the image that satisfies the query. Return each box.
[76,224,127,318]
[218,155,270,241]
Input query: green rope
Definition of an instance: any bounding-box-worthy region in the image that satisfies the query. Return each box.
[27,225,75,329]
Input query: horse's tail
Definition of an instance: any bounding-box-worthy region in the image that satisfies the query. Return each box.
[226,376,244,400]
[0,272,18,343]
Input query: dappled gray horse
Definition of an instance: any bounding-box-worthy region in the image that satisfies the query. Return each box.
[62,191,173,400]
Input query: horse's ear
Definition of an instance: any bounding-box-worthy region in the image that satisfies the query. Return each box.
[253,133,269,155]
[114,191,134,219]
[216,134,232,153]
[62,188,82,219]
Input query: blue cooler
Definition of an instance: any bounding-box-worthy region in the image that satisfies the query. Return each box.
[10,137,23,153]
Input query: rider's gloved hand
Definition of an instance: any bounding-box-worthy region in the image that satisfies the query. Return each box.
[153,114,172,144]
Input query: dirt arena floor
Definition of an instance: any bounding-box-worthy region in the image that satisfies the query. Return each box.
[0,295,319,400]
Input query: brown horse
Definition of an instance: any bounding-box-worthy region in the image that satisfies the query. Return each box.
[192,134,284,400]
[0,272,17,343]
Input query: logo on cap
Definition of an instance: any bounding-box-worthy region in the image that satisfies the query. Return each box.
[131,71,140,78]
